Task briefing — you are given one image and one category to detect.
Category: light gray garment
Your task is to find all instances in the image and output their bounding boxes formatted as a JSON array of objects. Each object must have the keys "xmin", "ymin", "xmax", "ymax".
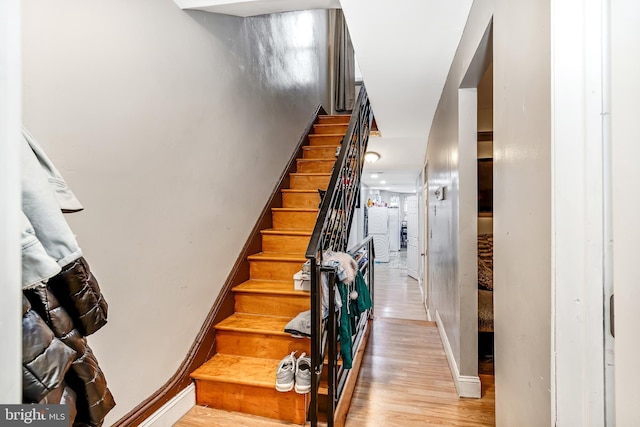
[
  {"xmin": 21, "ymin": 212, "xmax": 61, "ymax": 289},
  {"xmin": 22, "ymin": 128, "xmax": 83, "ymax": 213},
  {"xmin": 21, "ymin": 133, "xmax": 82, "ymax": 268}
]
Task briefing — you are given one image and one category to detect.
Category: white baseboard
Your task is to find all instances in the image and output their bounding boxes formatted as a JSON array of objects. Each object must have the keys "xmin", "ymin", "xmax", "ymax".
[
  {"xmin": 424, "ymin": 302, "xmax": 433, "ymax": 321},
  {"xmin": 139, "ymin": 384, "xmax": 196, "ymax": 427},
  {"xmin": 435, "ymin": 311, "xmax": 481, "ymax": 398}
]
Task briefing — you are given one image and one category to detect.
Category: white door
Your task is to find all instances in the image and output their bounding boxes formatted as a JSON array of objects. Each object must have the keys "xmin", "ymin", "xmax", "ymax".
[
  {"xmin": 406, "ymin": 196, "xmax": 419, "ymax": 279},
  {"xmin": 611, "ymin": 2, "xmax": 640, "ymax": 423}
]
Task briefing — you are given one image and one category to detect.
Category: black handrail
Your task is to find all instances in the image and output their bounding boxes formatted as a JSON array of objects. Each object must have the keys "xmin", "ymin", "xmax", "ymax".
[{"xmin": 306, "ymin": 85, "xmax": 374, "ymax": 427}]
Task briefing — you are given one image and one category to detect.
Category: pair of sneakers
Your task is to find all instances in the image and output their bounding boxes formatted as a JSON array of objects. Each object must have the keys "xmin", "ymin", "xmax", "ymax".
[{"xmin": 275, "ymin": 351, "xmax": 311, "ymax": 394}]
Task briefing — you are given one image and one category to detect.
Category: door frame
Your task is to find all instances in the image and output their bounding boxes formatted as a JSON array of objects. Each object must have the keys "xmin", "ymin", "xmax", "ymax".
[
  {"xmin": 405, "ymin": 195, "xmax": 419, "ymax": 280},
  {"xmin": 610, "ymin": 0, "xmax": 640, "ymax": 423},
  {"xmin": 550, "ymin": 0, "xmax": 610, "ymax": 424},
  {"xmin": 0, "ymin": 0, "xmax": 23, "ymax": 403},
  {"xmin": 422, "ymin": 163, "xmax": 431, "ymax": 318}
]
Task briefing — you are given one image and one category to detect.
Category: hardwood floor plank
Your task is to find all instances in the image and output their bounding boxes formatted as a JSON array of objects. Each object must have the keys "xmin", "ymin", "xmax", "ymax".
[{"xmin": 175, "ymin": 406, "xmax": 298, "ymax": 427}]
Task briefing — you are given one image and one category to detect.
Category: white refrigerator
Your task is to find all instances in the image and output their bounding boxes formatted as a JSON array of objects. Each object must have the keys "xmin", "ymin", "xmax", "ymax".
[{"xmin": 368, "ymin": 207, "xmax": 390, "ymax": 262}]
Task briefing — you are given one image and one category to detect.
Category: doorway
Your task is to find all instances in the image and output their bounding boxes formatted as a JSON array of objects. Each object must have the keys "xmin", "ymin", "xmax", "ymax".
[
  {"xmin": 406, "ymin": 195, "xmax": 419, "ymax": 280},
  {"xmin": 476, "ymin": 63, "xmax": 494, "ymax": 377},
  {"xmin": 453, "ymin": 19, "xmax": 493, "ymax": 399}
]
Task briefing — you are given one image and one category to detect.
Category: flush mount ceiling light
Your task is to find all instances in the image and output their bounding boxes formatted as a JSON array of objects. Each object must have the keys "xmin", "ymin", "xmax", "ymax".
[{"xmin": 364, "ymin": 151, "xmax": 380, "ymax": 163}]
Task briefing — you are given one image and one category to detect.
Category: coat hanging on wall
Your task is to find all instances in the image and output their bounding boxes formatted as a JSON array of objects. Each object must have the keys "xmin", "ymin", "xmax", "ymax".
[{"xmin": 20, "ymin": 128, "xmax": 115, "ymax": 426}]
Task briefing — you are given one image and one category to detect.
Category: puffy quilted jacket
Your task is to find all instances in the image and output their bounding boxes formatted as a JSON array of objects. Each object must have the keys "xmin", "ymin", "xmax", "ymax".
[
  {"xmin": 24, "ymin": 284, "xmax": 115, "ymax": 426},
  {"xmin": 48, "ymin": 257, "xmax": 108, "ymax": 336},
  {"xmin": 22, "ymin": 295, "xmax": 76, "ymax": 403}
]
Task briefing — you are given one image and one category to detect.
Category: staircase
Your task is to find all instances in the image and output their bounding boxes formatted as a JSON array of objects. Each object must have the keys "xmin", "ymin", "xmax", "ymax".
[{"xmin": 190, "ymin": 114, "xmax": 350, "ymax": 424}]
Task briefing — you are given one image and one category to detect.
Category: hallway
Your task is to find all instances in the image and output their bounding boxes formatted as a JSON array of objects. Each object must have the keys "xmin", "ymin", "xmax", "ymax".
[
  {"xmin": 345, "ymin": 254, "xmax": 495, "ymax": 426},
  {"xmin": 176, "ymin": 253, "xmax": 495, "ymax": 426}
]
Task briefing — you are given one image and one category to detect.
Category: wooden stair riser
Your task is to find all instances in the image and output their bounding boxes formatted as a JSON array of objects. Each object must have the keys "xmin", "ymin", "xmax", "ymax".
[
  {"xmin": 194, "ymin": 381, "xmax": 307, "ymax": 424},
  {"xmin": 317, "ymin": 115, "xmax": 351, "ymax": 124},
  {"xmin": 282, "ymin": 191, "xmax": 321, "ymax": 209},
  {"xmin": 234, "ymin": 292, "xmax": 309, "ymax": 317},
  {"xmin": 320, "ymin": 359, "xmax": 342, "ymax": 382},
  {"xmin": 303, "ymin": 146, "xmax": 339, "ymax": 159},
  {"xmin": 289, "ymin": 174, "xmax": 331, "ymax": 190},
  {"xmin": 318, "ymin": 393, "xmax": 329, "ymax": 413},
  {"xmin": 313, "ymin": 124, "xmax": 349, "ymax": 134},
  {"xmin": 216, "ymin": 330, "xmax": 311, "ymax": 359},
  {"xmin": 272, "ymin": 210, "xmax": 317, "ymax": 230},
  {"xmin": 308, "ymin": 134, "xmax": 344, "ymax": 146},
  {"xmin": 262, "ymin": 233, "xmax": 310, "ymax": 254},
  {"xmin": 296, "ymin": 159, "xmax": 335, "ymax": 173},
  {"xmin": 250, "ymin": 259, "xmax": 304, "ymax": 281}
]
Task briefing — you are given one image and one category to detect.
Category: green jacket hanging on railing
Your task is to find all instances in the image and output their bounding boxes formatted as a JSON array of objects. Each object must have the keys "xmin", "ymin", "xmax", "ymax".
[{"xmin": 337, "ymin": 270, "xmax": 372, "ymax": 369}]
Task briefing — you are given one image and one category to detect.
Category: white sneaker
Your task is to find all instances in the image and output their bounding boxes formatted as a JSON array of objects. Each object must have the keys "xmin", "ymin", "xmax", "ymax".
[
  {"xmin": 295, "ymin": 352, "xmax": 311, "ymax": 394},
  {"xmin": 276, "ymin": 351, "xmax": 296, "ymax": 392}
]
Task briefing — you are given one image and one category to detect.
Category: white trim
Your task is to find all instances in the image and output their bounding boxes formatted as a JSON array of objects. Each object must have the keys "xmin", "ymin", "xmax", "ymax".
[
  {"xmin": 610, "ymin": 0, "xmax": 640, "ymax": 423},
  {"xmin": 550, "ymin": 0, "xmax": 608, "ymax": 425},
  {"xmin": 0, "ymin": 0, "xmax": 22, "ymax": 404},
  {"xmin": 173, "ymin": 0, "xmax": 340, "ymax": 17},
  {"xmin": 138, "ymin": 384, "xmax": 196, "ymax": 427},
  {"xmin": 424, "ymin": 303, "xmax": 433, "ymax": 322},
  {"xmin": 435, "ymin": 311, "xmax": 481, "ymax": 398}
]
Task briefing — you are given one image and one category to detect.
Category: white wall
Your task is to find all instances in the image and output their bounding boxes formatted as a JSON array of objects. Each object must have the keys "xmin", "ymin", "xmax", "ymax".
[
  {"xmin": 426, "ymin": 3, "xmax": 492, "ymax": 389},
  {"xmin": 494, "ymin": 1, "xmax": 552, "ymax": 424},
  {"xmin": 0, "ymin": 0, "xmax": 22, "ymax": 404},
  {"xmin": 426, "ymin": 0, "xmax": 552, "ymax": 425},
  {"xmin": 22, "ymin": 1, "xmax": 330, "ymax": 422},
  {"xmin": 347, "ymin": 183, "xmax": 368, "ymax": 249}
]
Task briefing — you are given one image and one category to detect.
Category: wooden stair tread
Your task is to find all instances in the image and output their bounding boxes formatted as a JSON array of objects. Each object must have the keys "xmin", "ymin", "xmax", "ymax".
[
  {"xmin": 313, "ymin": 124, "xmax": 348, "ymax": 131},
  {"xmin": 271, "ymin": 207, "xmax": 318, "ymax": 212},
  {"xmin": 247, "ymin": 252, "xmax": 307, "ymax": 262},
  {"xmin": 281, "ymin": 189, "xmax": 323, "ymax": 193},
  {"xmin": 290, "ymin": 172, "xmax": 331, "ymax": 177},
  {"xmin": 215, "ymin": 312, "xmax": 293, "ymax": 335},
  {"xmin": 233, "ymin": 279, "xmax": 309, "ymax": 296},
  {"xmin": 318, "ymin": 114, "xmax": 350, "ymax": 122},
  {"xmin": 296, "ymin": 158, "xmax": 335, "ymax": 163},
  {"xmin": 302, "ymin": 145, "xmax": 341, "ymax": 149},
  {"xmin": 263, "ymin": 227, "xmax": 314, "ymax": 233},
  {"xmin": 260, "ymin": 228, "xmax": 312, "ymax": 236},
  {"xmin": 191, "ymin": 354, "xmax": 280, "ymax": 388}
]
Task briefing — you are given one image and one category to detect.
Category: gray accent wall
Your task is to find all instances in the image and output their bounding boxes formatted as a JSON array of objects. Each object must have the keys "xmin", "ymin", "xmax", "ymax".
[
  {"xmin": 22, "ymin": 1, "xmax": 330, "ymax": 422},
  {"xmin": 426, "ymin": 0, "xmax": 551, "ymax": 425}
]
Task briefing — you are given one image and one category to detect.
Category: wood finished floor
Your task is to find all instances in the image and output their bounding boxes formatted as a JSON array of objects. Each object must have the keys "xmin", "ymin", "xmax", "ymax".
[{"xmin": 176, "ymin": 252, "xmax": 495, "ymax": 426}]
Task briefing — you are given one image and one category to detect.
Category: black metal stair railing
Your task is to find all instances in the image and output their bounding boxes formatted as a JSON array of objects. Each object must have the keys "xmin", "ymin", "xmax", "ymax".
[{"xmin": 305, "ymin": 84, "xmax": 374, "ymax": 427}]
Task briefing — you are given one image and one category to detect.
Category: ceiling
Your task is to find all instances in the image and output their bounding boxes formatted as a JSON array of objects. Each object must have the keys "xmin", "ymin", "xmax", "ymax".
[
  {"xmin": 173, "ymin": 0, "xmax": 340, "ymax": 17},
  {"xmin": 340, "ymin": 0, "xmax": 473, "ymax": 193},
  {"xmin": 173, "ymin": 0, "xmax": 474, "ymax": 194}
]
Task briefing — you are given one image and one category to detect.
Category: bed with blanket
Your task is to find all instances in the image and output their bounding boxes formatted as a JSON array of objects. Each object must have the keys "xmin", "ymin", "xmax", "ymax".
[{"xmin": 478, "ymin": 233, "xmax": 494, "ymax": 333}]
